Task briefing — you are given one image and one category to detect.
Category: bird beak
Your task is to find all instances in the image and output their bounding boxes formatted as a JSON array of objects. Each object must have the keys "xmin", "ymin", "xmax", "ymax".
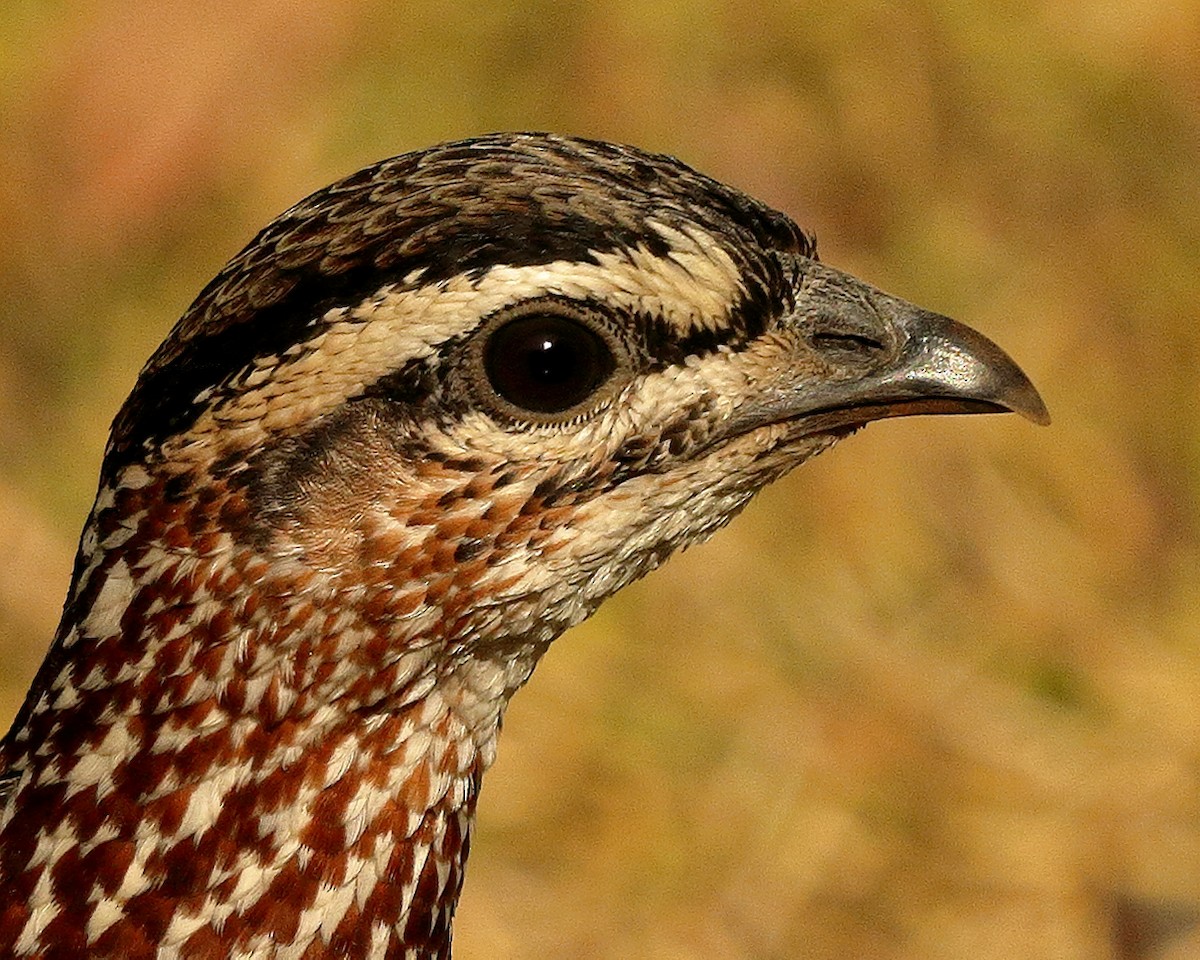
[
  {"xmin": 799, "ymin": 307, "xmax": 1050, "ymax": 429},
  {"xmin": 730, "ymin": 265, "xmax": 1050, "ymax": 439}
]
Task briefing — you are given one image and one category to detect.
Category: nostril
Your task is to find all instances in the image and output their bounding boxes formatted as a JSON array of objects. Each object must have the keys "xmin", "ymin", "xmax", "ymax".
[{"xmin": 810, "ymin": 330, "xmax": 886, "ymax": 356}]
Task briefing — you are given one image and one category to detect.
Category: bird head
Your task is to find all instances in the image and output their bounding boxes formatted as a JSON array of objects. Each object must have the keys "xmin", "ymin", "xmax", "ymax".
[{"xmin": 85, "ymin": 133, "xmax": 1049, "ymax": 720}]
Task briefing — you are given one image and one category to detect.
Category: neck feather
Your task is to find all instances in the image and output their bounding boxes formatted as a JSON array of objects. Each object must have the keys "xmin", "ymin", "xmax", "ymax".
[{"xmin": 0, "ymin": 465, "xmax": 533, "ymax": 959}]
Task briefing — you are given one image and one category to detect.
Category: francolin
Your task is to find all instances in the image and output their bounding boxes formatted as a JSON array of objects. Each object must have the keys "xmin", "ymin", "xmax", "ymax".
[{"xmin": 0, "ymin": 133, "xmax": 1047, "ymax": 958}]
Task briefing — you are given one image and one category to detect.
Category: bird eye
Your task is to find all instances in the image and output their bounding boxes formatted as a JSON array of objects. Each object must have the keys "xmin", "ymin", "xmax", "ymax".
[{"xmin": 477, "ymin": 302, "xmax": 622, "ymax": 418}]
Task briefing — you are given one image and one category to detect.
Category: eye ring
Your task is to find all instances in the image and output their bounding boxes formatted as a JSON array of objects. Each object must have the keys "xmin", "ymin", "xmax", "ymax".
[{"xmin": 467, "ymin": 297, "xmax": 632, "ymax": 423}]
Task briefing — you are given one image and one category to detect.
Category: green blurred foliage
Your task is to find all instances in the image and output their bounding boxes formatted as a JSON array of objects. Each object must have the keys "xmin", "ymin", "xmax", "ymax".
[{"xmin": 1, "ymin": 2, "xmax": 1197, "ymax": 957}]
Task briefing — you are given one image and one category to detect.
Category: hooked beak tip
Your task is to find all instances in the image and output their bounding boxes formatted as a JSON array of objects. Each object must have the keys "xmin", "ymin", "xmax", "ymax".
[{"xmin": 910, "ymin": 313, "xmax": 1050, "ymax": 426}]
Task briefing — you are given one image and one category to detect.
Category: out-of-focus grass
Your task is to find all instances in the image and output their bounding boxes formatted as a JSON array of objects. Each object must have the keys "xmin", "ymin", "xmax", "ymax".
[{"xmin": 1, "ymin": 2, "xmax": 1197, "ymax": 957}]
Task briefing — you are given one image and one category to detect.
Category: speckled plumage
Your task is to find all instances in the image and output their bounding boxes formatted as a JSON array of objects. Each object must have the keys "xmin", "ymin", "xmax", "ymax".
[{"xmin": 0, "ymin": 133, "xmax": 1046, "ymax": 958}]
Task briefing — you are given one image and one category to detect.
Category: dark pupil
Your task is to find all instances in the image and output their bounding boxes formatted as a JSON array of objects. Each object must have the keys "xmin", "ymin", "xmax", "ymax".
[{"xmin": 484, "ymin": 313, "xmax": 616, "ymax": 414}]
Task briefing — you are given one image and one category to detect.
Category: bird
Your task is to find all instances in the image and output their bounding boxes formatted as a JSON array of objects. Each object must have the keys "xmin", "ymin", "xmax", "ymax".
[{"xmin": 0, "ymin": 132, "xmax": 1047, "ymax": 959}]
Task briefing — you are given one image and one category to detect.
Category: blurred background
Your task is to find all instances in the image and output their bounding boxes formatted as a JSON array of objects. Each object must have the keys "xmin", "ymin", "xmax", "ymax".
[{"xmin": 1, "ymin": 1, "xmax": 1198, "ymax": 957}]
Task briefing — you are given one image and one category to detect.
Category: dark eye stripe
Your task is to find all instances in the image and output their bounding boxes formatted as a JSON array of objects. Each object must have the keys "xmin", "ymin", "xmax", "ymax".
[{"xmin": 349, "ymin": 283, "xmax": 783, "ymax": 422}]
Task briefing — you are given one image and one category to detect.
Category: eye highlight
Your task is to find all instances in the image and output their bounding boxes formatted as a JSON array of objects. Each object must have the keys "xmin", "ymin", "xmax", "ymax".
[{"xmin": 470, "ymin": 299, "xmax": 629, "ymax": 421}]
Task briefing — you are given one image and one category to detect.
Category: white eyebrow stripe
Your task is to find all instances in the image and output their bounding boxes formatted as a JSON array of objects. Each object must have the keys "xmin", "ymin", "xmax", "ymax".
[{"xmin": 166, "ymin": 232, "xmax": 748, "ymax": 461}]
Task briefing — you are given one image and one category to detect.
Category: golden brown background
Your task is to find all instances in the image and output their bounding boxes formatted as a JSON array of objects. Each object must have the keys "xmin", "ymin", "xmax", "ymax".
[{"xmin": 1, "ymin": 2, "xmax": 1198, "ymax": 957}]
